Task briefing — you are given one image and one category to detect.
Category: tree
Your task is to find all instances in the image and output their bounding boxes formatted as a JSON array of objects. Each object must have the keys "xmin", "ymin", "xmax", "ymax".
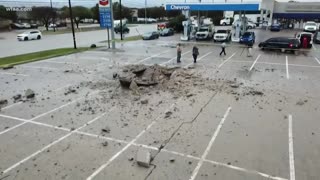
[
  {"xmin": 0, "ymin": 5, "xmax": 17, "ymax": 21},
  {"xmin": 61, "ymin": 6, "xmax": 92, "ymax": 29},
  {"xmin": 91, "ymin": 4, "xmax": 99, "ymax": 23},
  {"xmin": 30, "ymin": 6, "xmax": 56, "ymax": 31},
  {"xmin": 112, "ymin": 2, "xmax": 132, "ymax": 20},
  {"xmin": 72, "ymin": 6, "xmax": 92, "ymax": 28}
]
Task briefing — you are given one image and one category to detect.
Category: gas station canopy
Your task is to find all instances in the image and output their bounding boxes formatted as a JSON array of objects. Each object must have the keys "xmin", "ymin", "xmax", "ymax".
[{"xmin": 165, "ymin": 3, "xmax": 260, "ymax": 11}]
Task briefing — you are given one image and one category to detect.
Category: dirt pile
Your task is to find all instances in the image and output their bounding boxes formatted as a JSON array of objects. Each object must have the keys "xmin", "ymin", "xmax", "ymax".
[{"xmin": 118, "ymin": 64, "xmax": 176, "ymax": 88}]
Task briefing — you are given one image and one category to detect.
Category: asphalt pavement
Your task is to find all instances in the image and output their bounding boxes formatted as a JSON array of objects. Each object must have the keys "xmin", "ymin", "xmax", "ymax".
[{"xmin": 0, "ymin": 28, "xmax": 320, "ymax": 180}]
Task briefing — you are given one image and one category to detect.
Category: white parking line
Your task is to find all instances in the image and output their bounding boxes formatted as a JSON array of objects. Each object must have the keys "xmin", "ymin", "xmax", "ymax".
[
  {"xmin": 1, "ymin": 102, "xmax": 23, "ymax": 110},
  {"xmin": 314, "ymin": 57, "xmax": 320, "ymax": 65},
  {"xmin": 189, "ymin": 106, "xmax": 232, "ymax": 180},
  {"xmin": 286, "ymin": 56, "xmax": 290, "ymax": 79},
  {"xmin": 249, "ymin": 54, "xmax": 261, "ymax": 71},
  {"xmin": 160, "ymin": 50, "xmax": 192, "ymax": 65},
  {"xmin": 86, "ymin": 101, "xmax": 179, "ymax": 180},
  {"xmin": 288, "ymin": 115, "xmax": 296, "ymax": 180},
  {"xmin": 2, "ymin": 110, "xmax": 112, "ymax": 174},
  {"xmin": 0, "ymin": 91, "xmax": 98, "ymax": 136},
  {"xmin": 135, "ymin": 49, "xmax": 171, "ymax": 64},
  {"xmin": 204, "ymin": 159, "xmax": 287, "ymax": 180},
  {"xmin": 217, "ymin": 53, "xmax": 236, "ymax": 69},
  {"xmin": 0, "ymin": 72, "xmax": 29, "ymax": 77},
  {"xmin": 185, "ymin": 52, "xmax": 213, "ymax": 68},
  {"xmin": 0, "ymin": 107, "xmax": 288, "ymax": 180}
]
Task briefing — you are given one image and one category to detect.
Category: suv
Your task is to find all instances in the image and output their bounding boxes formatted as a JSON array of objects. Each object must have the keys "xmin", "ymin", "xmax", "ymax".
[
  {"xmin": 258, "ymin": 37, "xmax": 300, "ymax": 53},
  {"xmin": 214, "ymin": 29, "xmax": 231, "ymax": 42},
  {"xmin": 240, "ymin": 32, "xmax": 255, "ymax": 46},
  {"xmin": 17, "ymin": 30, "xmax": 42, "ymax": 41},
  {"xmin": 314, "ymin": 31, "xmax": 320, "ymax": 44},
  {"xmin": 114, "ymin": 25, "xmax": 130, "ymax": 34},
  {"xmin": 196, "ymin": 26, "xmax": 214, "ymax": 40},
  {"xmin": 304, "ymin": 21, "xmax": 317, "ymax": 33}
]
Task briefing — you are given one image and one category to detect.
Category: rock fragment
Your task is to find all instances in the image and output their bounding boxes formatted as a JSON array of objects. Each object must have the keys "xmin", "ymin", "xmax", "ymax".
[
  {"xmin": 136, "ymin": 148, "xmax": 151, "ymax": 168},
  {"xmin": 25, "ymin": 89, "xmax": 35, "ymax": 99}
]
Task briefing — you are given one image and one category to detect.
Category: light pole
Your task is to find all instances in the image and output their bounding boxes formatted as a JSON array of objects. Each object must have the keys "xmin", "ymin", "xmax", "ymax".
[
  {"xmin": 198, "ymin": 0, "xmax": 201, "ymax": 27},
  {"xmin": 145, "ymin": 0, "xmax": 147, "ymax": 24},
  {"xmin": 120, "ymin": 0, "xmax": 123, "ymax": 40},
  {"xmin": 68, "ymin": 0, "xmax": 77, "ymax": 49},
  {"xmin": 50, "ymin": 0, "xmax": 56, "ymax": 32}
]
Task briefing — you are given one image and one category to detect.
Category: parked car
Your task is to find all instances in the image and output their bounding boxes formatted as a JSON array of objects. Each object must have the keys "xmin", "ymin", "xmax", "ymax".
[
  {"xmin": 240, "ymin": 32, "xmax": 256, "ymax": 46},
  {"xmin": 196, "ymin": 25, "xmax": 214, "ymax": 40},
  {"xmin": 21, "ymin": 23, "xmax": 31, "ymax": 29},
  {"xmin": 261, "ymin": 21, "xmax": 270, "ymax": 30},
  {"xmin": 11, "ymin": 23, "xmax": 25, "ymax": 29},
  {"xmin": 304, "ymin": 21, "xmax": 317, "ymax": 33},
  {"xmin": 160, "ymin": 28, "xmax": 174, "ymax": 36},
  {"xmin": 142, "ymin": 31, "xmax": 159, "ymax": 40},
  {"xmin": 213, "ymin": 29, "xmax": 231, "ymax": 42},
  {"xmin": 247, "ymin": 21, "xmax": 256, "ymax": 29},
  {"xmin": 17, "ymin": 30, "xmax": 42, "ymax": 41},
  {"xmin": 114, "ymin": 25, "xmax": 130, "ymax": 34},
  {"xmin": 258, "ymin": 37, "xmax": 300, "ymax": 53},
  {"xmin": 270, "ymin": 23, "xmax": 281, "ymax": 31},
  {"xmin": 296, "ymin": 32, "xmax": 313, "ymax": 49},
  {"xmin": 314, "ymin": 31, "xmax": 320, "ymax": 44}
]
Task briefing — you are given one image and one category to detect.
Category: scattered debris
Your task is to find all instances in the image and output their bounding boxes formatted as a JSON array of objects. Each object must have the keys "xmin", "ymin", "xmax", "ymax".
[
  {"xmin": 136, "ymin": 148, "xmax": 151, "ymax": 168},
  {"xmin": 102, "ymin": 141, "xmax": 108, "ymax": 147},
  {"xmin": 25, "ymin": 89, "xmax": 35, "ymax": 99},
  {"xmin": 247, "ymin": 91, "xmax": 264, "ymax": 96},
  {"xmin": 101, "ymin": 126, "xmax": 111, "ymax": 133},
  {"xmin": 13, "ymin": 94, "xmax": 22, "ymax": 101},
  {"xmin": 113, "ymin": 73, "xmax": 118, "ymax": 79},
  {"xmin": 230, "ymin": 84, "xmax": 240, "ymax": 88},
  {"xmin": 141, "ymin": 99, "xmax": 149, "ymax": 104},
  {"xmin": 64, "ymin": 87, "xmax": 77, "ymax": 95},
  {"xmin": 296, "ymin": 100, "xmax": 306, "ymax": 106},
  {"xmin": 128, "ymin": 157, "xmax": 134, "ymax": 161},
  {"xmin": 0, "ymin": 99, "xmax": 8, "ymax": 105},
  {"xmin": 169, "ymin": 158, "xmax": 175, "ymax": 163},
  {"xmin": 165, "ymin": 111, "xmax": 172, "ymax": 118},
  {"xmin": 186, "ymin": 93, "xmax": 194, "ymax": 98}
]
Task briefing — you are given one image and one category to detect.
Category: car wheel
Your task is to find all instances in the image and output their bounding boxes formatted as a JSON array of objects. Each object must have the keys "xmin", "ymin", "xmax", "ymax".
[
  {"xmin": 24, "ymin": 37, "xmax": 28, "ymax": 41},
  {"xmin": 37, "ymin": 35, "xmax": 41, "ymax": 40},
  {"xmin": 223, "ymin": 23, "xmax": 227, "ymax": 26}
]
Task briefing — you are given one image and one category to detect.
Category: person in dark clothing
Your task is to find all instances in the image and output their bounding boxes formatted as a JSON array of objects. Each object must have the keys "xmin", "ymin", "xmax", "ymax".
[
  {"xmin": 176, "ymin": 43, "xmax": 182, "ymax": 63},
  {"xmin": 192, "ymin": 45, "xmax": 199, "ymax": 63},
  {"xmin": 220, "ymin": 42, "xmax": 226, "ymax": 56}
]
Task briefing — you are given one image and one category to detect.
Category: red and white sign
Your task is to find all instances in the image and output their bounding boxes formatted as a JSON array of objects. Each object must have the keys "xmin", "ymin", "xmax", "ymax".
[{"xmin": 99, "ymin": 0, "xmax": 110, "ymax": 7}]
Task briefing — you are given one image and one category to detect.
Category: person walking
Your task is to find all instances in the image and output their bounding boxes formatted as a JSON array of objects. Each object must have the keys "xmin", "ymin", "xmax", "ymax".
[
  {"xmin": 177, "ymin": 43, "xmax": 182, "ymax": 63},
  {"xmin": 220, "ymin": 42, "xmax": 226, "ymax": 56},
  {"xmin": 192, "ymin": 45, "xmax": 199, "ymax": 63}
]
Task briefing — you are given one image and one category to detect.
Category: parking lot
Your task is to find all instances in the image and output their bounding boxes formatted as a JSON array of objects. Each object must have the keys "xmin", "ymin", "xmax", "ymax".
[{"xmin": 0, "ymin": 28, "xmax": 320, "ymax": 180}]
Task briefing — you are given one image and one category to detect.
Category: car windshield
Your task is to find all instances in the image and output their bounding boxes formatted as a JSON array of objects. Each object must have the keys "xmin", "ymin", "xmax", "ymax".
[
  {"xmin": 145, "ymin": 32, "xmax": 152, "ymax": 35},
  {"xmin": 22, "ymin": 31, "xmax": 31, "ymax": 34},
  {"xmin": 217, "ymin": 30, "xmax": 227, "ymax": 33},
  {"xmin": 163, "ymin": 29, "xmax": 169, "ymax": 33},
  {"xmin": 306, "ymin": 23, "xmax": 316, "ymax": 26},
  {"xmin": 243, "ymin": 32, "xmax": 252, "ymax": 37},
  {"xmin": 317, "ymin": 33, "xmax": 320, "ymax": 38},
  {"xmin": 199, "ymin": 28, "xmax": 208, "ymax": 32}
]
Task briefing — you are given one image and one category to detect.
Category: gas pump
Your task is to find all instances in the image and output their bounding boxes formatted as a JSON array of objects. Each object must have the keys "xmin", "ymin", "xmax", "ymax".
[{"xmin": 180, "ymin": 10, "xmax": 191, "ymax": 41}]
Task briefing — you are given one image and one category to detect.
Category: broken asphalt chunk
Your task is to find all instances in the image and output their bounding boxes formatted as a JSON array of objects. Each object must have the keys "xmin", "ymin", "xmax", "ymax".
[
  {"xmin": 136, "ymin": 148, "xmax": 151, "ymax": 168},
  {"xmin": 25, "ymin": 89, "xmax": 35, "ymax": 99}
]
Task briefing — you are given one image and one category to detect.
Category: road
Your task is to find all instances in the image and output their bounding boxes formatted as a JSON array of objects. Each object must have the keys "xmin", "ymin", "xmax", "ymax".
[{"xmin": 0, "ymin": 24, "xmax": 157, "ymax": 58}]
